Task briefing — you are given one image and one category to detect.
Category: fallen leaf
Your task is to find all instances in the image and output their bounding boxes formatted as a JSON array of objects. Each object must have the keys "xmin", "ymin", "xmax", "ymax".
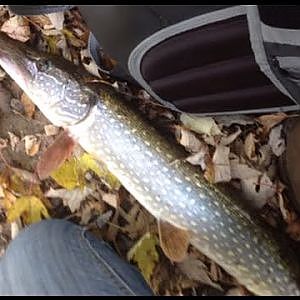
[
  {"xmin": 44, "ymin": 124, "xmax": 60, "ymax": 136},
  {"xmin": 45, "ymin": 186, "xmax": 94, "ymax": 213},
  {"xmin": 180, "ymin": 114, "xmax": 222, "ymax": 136},
  {"xmin": 226, "ymin": 287, "xmax": 248, "ymax": 296},
  {"xmin": 219, "ymin": 128, "xmax": 241, "ymax": 146},
  {"xmin": 257, "ymin": 144, "xmax": 273, "ymax": 168},
  {"xmin": 127, "ymin": 232, "xmax": 160, "ymax": 282},
  {"xmin": 79, "ymin": 153, "xmax": 121, "ymax": 190},
  {"xmin": 214, "ymin": 115, "xmax": 255, "ymax": 128},
  {"xmin": 212, "ymin": 145, "xmax": 231, "ymax": 183},
  {"xmin": 101, "ymin": 192, "xmax": 119, "ymax": 208},
  {"xmin": 268, "ymin": 125, "xmax": 285, "ymax": 157},
  {"xmin": 10, "ymin": 219, "xmax": 22, "ymax": 240},
  {"xmin": 256, "ymin": 112, "xmax": 288, "ymax": 136},
  {"xmin": 7, "ymin": 195, "xmax": 50, "ymax": 225},
  {"xmin": 23, "ymin": 135, "xmax": 41, "ymax": 156},
  {"xmin": 7, "ymin": 131, "xmax": 20, "ymax": 151},
  {"xmin": 230, "ymin": 160, "xmax": 261, "ymax": 180},
  {"xmin": 186, "ymin": 150, "xmax": 209, "ymax": 170},
  {"xmin": 80, "ymin": 48, "xmax": 101, "ymax": 78},
  {"xmin": 95, "ymin": 210, "xmax": 113, "ymax": 228},
  {"xmin": 177, "ymin": 256, "xmax": 223, "ymax": 291},
  {"xmin": 240, "ymin": 173, "xmax": 276, "ymax": 209},
  {"xmin": 176, "ymin": 126, "xmax": 206, "ymax": 153},
  {"xmin": 244, "ymin": 132, "xmax": 257, "ymax": 161},
  {"xmin": 1, "ymin": 15, "xmax": 30, "ymax": 42},
  {"xmin": 10, "ymin": 167, "xmax": 40, "ymax": 185},
  {"xmin": 47, "ymin": 11, "xmax": 65, "ymax": 30},
  {"xmin": 20, "ymin": 93, "xmax": 35, "ymax": 118}
]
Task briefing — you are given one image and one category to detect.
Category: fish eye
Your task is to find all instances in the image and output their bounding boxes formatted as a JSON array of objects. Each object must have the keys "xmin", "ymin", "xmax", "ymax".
[{"xmin": 36, "ymin": 59, "xmax": 52, "ymax": 71}]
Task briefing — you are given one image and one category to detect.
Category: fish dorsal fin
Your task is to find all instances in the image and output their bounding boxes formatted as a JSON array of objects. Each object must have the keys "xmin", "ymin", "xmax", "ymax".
[
  {"xmin": 36, "ymin": 130, "xmax": 76, "ymax": 180},
  {"xmin": 158, "ymin": 219, "xmax": 190, "ymax": 262}
]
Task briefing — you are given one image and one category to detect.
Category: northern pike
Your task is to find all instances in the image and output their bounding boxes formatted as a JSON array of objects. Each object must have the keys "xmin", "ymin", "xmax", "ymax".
[{"xmin": 0, "ymin": 32, "xmax": 299, "ymax": 296}]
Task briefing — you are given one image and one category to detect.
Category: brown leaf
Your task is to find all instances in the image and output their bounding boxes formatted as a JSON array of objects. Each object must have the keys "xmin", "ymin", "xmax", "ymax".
[
  {"xmin": 36, "ymin": 130, "xmax": 75, "ymax": 179},
  {"xmin": 47, "ymin": 12, "xmax": 64, "ymax": 30},
  {"xmin": 158, "ymin": 220, "xmax": 190, "ymax": 262},
  {"xmin": 177, "ymin": 256, "xmax": 223, "ymax": 291},
  {"xmin": 7, "ymin": 131, "xmax": 20, "ymax": 151},
  {"xmin": 268, "ymin": 125, "xmax": 285, "ymax": 157},
  {"xmin": 101, "ymin": 192, "xmax": 119, "ymax": 208},
  {"xmin": 44, "ymin": 124, "xmax": 60, "ymax": 136},
  {"xmin": 244, "ymin": 132, "xmax": 257, "ymax": 161},
  {"xmin": 226, "ymin": 287, "xmax": 248, "ymax": 296},
  {"xmin": 212, "ymin": 145, "xmax": 231, "ymax": 183},
  {"xmin": 1, "ymin": 15, "xmax": 30, "ymax": 42},
  {"xmin": 23, "ymin": 135, "xmax": 41, "ymax": 156},
  {"xmin": 214, "ymin": 115, "xmax": 255, "ymax": 128},
  {"xmin": 176, "ymin": 126, "xmax": 205, "ymax": 153},
  {"xmin": 230, "ymin": 160, "xmax": 261, "ymax": 180},
  {"xmin": 256, "ymin": 112, "xmax": 288, "ymax": 136},
  {"xmin": 240, "ymin": 173, "xmax": 276, "ymax": 209},
  {"xmin": 20, "ymin": 93, "xmax": 35, "ymax": 118},
  {"xmin": 219, "ymin": 128, "xmax": 242, "ymax": 146}
]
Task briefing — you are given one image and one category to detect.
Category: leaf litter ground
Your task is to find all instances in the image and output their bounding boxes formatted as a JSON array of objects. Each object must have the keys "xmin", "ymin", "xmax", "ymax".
[{"xmin": 0, "ymin": 6, "xmax": 299, "ymax": 296}]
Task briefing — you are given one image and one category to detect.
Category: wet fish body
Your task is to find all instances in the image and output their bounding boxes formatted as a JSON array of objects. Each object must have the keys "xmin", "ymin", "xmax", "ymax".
[{"xmin": 0, "ymin": 33, "xmax": 299, "ymax": 295}]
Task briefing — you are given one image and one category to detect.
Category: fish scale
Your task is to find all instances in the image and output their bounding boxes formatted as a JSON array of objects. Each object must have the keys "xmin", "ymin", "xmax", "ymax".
[{"xmin": 0, "ymin": 32, "xmax": 299, "ymax": 295}]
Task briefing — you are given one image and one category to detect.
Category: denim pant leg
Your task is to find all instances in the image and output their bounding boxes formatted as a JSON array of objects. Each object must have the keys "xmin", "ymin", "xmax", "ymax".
[{"xmin": 0, "ymin": 219, "xmax": 153, "ymax": 296}]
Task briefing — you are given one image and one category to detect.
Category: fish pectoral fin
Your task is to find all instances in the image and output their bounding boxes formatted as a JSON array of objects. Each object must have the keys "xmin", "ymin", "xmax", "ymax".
[
  {"xmin": 36, "ymin": 129, "xmax": 76, "ymax": 180},
  {"xmin": 158, "ymin": 219, "xmax": 190, "ymax": 262}
]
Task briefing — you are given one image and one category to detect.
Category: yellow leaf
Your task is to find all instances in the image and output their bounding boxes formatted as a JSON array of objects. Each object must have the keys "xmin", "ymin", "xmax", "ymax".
[
  {"xmin": 50, "ymin": 157, "xmax": 82, "ymax": 190},
  {"xmin": 7, "ymin": 196, "xmax": 50, "ymax": 225},
  {"xmin": 127, "ymin": 232, "xmax": 159, "ymax": 282},
  {"xmin": 50, "ymin": 153, "xmax": 120, "ymax": 190},
  {"xmin": 79, "ymin": 153, "xmax": 121, "ymax": 190}
]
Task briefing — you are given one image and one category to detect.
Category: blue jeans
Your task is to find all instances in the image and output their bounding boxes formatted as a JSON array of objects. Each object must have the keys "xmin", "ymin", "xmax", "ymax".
[{"xmin": 0, "ymin": 219, "xmax": 153, "ymax": 295}]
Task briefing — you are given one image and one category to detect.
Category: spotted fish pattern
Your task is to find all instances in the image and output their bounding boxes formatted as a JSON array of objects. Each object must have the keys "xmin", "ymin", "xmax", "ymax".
[{"xmin": 0, "ymin": 33, "xmax": 299, "ymax": 295}]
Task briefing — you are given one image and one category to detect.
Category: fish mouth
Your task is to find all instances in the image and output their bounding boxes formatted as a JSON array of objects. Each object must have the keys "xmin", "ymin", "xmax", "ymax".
[{"xmin": 0, "ymin": 33, "xmax": 35, "ymax": 91}]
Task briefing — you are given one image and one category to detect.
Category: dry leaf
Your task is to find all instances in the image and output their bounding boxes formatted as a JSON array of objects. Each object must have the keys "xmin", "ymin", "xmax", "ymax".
[
  {"xmin": 177, "ymin": 256, "xmax": 223, "ymax": 291},
  {"xmin": 214, "ymin": 115, "xmax": 254, "ymax": 128},
  {"xmin": 23, "ymin": 135, "xmax": 41, "ymax": 156},
  {"xmin": 268, "ymin": 125, "xmax": 285, "ymax": 157},
  {"xmin": 256, "ymin": 112, "xmax": 288, "ymax": 135},
  {"xmin": 257, "ymin": 144, "xmax": 273, "ymax": 168},
  {"xmin": 45, "ymin": 186, "xmax": 94, "ymax": 213},
  {"xmin": 226, "ymin": 287, "xmax": 248, "ymax": 296},
  {"xmin": 1, "ymin": 15, "xmax": 30, "ymax": 42},
  {"xmin": 80, "ymin": 48, "xmax": 101, "ymax": 78},
  {"xmin": 101, "ymin": 192, "xmax": 119, "ymax": 208},
  {"xmin": 186, "ymin": 150, "xmax": 209, "ymax": 170},
  {"xmin": 7, "ymin": 195, "xmax": 50, "ymax": 225},
  {"xmin": 95, "ymin": 210, "xmax": 113, "ymax": 228},
  {"xmin": 180, "ymin": 114, "xmax": 222, "ymax": 136},
  {"xmin": 44, "ymin": 124, "xmax": 60, "ymax": 136},
  {"xmin": 240, "ymin": 173, "xmax": 275, "ymax": 209},
  {"xmin": 244, "ymin": 132, "xmax": 257, "ymax": 161},
  {"xmin": 47, "ymin": 11, "xmax": 64, "ymax": 30},
  {"xmin": 212, "ymin": 145, "xmax": 231, "ymax": 183},
  {"xmin": 7, "ymin": 131, "xmax": 20, "ymax": 151},
  {"xmin": 127, "ymin": 232, "xmax": 160, "ymax": 282},
  {"xmin": 10, "ymin": 219, "xmax": 22, "ymax": 240},
  {"xmin": 219, "ymin": 128, "xmax": 241, "ymax": 146},
  {"xmin": 20, "ymin": 93, "xmax": 35, "ymax": 118},
  {"xmin": 176, "ymin": 126, "xmax": 205, "ymax": 153},
  {"xmin": 230, "ymin": 160, "xmax": 261, "ymax": 180}
]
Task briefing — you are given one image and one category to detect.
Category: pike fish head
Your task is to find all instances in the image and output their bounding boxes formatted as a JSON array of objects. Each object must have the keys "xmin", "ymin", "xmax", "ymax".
[{"xmin": 0, "ymin": 33, "xmax": 93, "ymax": 126}]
